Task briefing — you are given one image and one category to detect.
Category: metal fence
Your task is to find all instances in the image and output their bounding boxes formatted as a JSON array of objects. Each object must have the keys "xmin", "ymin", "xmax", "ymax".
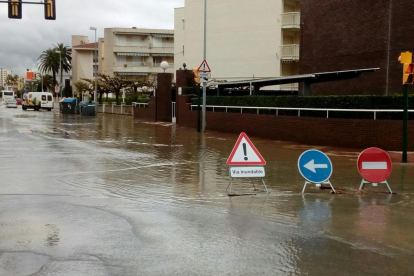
[{"xmin": 190, "ymin": 105, "xmax": 414, "ymax": 120}]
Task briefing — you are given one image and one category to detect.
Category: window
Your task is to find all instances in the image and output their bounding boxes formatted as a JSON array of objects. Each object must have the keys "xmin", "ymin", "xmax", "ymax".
[
  {"xmin": 42, "ymin": 95, "xmax": 46, "ymax": 101},
  {"xmin": 48, "ymin": 95, "xmax": 52, "ymax": 101}
]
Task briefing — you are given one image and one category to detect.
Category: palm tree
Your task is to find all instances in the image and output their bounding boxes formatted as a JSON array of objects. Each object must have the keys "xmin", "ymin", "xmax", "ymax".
[
  {"xmin": 38, "ymin": 48, "xmax": 60, "ymax": 88},
  {"xmin": 54, "ymin": 43, "xmax": 72, "ymax": 87}
]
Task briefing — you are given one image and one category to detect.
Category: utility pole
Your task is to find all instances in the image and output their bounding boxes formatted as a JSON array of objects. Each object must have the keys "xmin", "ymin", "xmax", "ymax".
[
  {"xmin": 399, "ymin": 51, "xmax": 413, "ymax": 163},
  {"xmin": 202, "ymin": 0, "xmax": 207, "ymax": 133}
]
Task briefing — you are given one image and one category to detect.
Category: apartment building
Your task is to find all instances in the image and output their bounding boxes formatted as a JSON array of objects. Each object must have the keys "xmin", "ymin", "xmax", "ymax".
[
  {"xmin": 300, "ymin": 0, "xmax": 414, "ymax": 95},
  {"xmin": 0, "ymin": 68, "xmax": 12, "ymax": 88},
  {"xmin": 174, "ymin": 0, "xmax": 301, "ymax": 90},
  {"xmin": 103, "ymin": 28, "xmax": 174, "ymax": 80},
  {"xmin": 72, "ymin": 35, "xmax": 99, "ymax": 86}
]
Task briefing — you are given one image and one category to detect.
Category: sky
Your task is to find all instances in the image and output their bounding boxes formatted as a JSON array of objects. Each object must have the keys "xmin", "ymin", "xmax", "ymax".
[{"xmin": 0, "ymin": 0, "xmax": 184, "ymax": 76}]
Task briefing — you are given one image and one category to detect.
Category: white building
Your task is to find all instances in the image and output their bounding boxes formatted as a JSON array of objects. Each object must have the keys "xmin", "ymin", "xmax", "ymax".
[
  {"xmin": 0, "ymin": 68, "xmax": 13, "ymax": 88},
  {"xmin": 174, "ymin": 0, "xmax": 301, "ymax": 90},
  {"xmin": 103, "ymin": 27, "xmax": 174, "ymax": 80}
]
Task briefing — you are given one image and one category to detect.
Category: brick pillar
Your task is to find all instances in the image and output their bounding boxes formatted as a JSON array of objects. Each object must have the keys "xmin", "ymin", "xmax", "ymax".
[
  {"xmin": 156, "ymin": 73, "xmax": 173, "ymax": 122},
  {"xmin": 176, "ymin": 70, "xmax": 195, "ymax": 125}
]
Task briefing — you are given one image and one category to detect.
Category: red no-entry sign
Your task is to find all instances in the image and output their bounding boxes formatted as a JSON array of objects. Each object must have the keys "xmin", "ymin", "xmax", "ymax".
[{"xmin": 357, "ymin": 148, "xmax": 392, "ymax": 183}]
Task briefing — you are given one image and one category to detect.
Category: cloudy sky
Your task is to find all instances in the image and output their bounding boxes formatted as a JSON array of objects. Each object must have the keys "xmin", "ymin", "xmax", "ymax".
[{"xmin": 0, "ymin": 0, "xmax": 184, "ymax": 76}]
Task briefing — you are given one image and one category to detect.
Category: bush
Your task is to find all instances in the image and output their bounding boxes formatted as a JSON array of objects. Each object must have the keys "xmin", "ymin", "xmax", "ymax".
[
  {"xmin": 190, "ymin": 95, "xmax": 414, "ymax": 120},
  {"xmin": 102, "ymin": 95, "xmax": 151, "ymax": 105}
]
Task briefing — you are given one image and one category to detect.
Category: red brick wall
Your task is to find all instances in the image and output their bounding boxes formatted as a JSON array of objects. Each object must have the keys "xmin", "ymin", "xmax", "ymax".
[
  {"xmin": 300, "ymin": 0, "xmax": 414, "ymax": 95},
  {"xmin": 133, "ymin": 99, "xmax": 156, "ymax": 122},
  {"xmin": 177, "ymin": 95, "xmax": 414, "ymax": 151}
]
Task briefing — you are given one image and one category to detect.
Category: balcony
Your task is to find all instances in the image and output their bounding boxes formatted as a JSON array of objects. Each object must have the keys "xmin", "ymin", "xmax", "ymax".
[
  {"xmin": 281, "ymin": 44, "xmax": 300, "ymax": 61},
  {"xmin": 114, "ymin": 62, "xmax": 175, "ymax": 74},
  {"xmin": 114, "ymin": 42, "xmax": 151, "ymax": 48},
  {"xmin": 281, "ymin": 12, "xmax": 301, "ymax": 29},
  {"xmin": 152, "ymin": 42, "xmax": 174, "ymax": 48}
]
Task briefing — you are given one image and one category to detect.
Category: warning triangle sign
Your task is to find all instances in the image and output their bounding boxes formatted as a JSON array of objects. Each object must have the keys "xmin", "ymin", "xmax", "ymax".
[
  {"xmin": 227, "ymin": 132, "xmax": 266, "ymax": 166},
  {"xmin": 198, "ymin": 60, "xmax": 211, "ymax": 72}
]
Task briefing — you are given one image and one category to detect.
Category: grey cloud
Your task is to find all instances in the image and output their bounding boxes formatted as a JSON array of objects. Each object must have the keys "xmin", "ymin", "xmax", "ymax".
[{"xmin": 0, "ymin": 0, "xmax": 184, "ymax": 75}]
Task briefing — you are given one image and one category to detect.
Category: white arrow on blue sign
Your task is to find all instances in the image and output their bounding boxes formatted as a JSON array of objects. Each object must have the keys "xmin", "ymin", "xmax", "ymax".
[{"xmin": 298, "ymin": 150, "xmax": 333, "ymax": 183}]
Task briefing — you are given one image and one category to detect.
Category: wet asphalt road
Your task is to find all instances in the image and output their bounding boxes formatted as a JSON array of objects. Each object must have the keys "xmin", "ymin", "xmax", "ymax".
[{"xmin": 0, "ymin": 105, "xmax": 414, "ymax": 276}]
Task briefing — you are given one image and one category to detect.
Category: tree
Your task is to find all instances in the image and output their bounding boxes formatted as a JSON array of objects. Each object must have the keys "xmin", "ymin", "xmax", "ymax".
[
  {"xmin": 54, "ymin": 43, "xmax": 72, "ymax": 87},
  {"xmin": 74, "ymin": 80, "xmax": 94, "ymax": 99},
  {"xmin": 100, "ymin": 74, "xmax": 129, "ymax": 104},
  {"xmin": 38, "ymin": 48, "xmax": 59, "ymax": 89}
]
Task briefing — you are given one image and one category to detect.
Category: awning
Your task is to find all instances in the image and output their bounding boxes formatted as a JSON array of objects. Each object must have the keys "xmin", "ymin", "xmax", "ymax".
[
  {"xmin": 152, "ymin": 34, "xmax": 174, "ymax": 38},
  {"xmin": 116, "ymin": 53, "xmax": 150, "ymax": 57},
  {"xmin": 116, "ymin": 72, "xmax": 149, "ymax": 76},
  {"xmin": 152, "ymin": 53, "xmax": 174, "ymax": 57}
]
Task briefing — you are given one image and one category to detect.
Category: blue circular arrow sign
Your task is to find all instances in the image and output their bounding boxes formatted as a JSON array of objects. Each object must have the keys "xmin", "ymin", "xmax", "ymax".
[{"xmin": 298, "ymin": 150, "xmax": 333, "ymax": 183}]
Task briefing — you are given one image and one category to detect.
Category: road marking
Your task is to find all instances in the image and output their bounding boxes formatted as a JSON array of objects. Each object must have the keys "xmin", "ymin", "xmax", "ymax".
[
  {"xmin": 304, "ymin": 159, "xmax": 328, "ymax": 173},
  {"xmin": 362, "ymin": 162, "xmax": 387, "ymax": 170}
]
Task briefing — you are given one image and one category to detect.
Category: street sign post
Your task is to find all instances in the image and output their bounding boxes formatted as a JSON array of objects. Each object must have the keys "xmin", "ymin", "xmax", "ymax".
[
  {"xmin": 298, "ymin": 149, "xmax": 335, "ymax": 193},
  {"xmin": 226, "ymin": 132, "xmax": 268, "ymax": 194},
  {"xmin": 197, "ymin": 59, "xmax": 211, "ymax": 134},
  {"xmin": 357, "ymin": 147, "xmax": 393, "ymax": 193}
]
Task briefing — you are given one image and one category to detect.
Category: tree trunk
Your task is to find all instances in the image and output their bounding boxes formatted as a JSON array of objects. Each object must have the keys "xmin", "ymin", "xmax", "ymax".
[
  {"xmin": 99, "ymin": 92, "xmax": 103, "ymax": 104},
  {"xmin": 116, "ymin": 90, "xmax": 120, "ymax": 105}
]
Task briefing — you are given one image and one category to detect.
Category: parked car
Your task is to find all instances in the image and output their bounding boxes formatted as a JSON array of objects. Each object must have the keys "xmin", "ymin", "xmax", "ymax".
[
  {"xmin": 6, "ymin": 99, "xmax": 18, "ymax": 108},
  {"xmin": 15, "ymin": 98, "xmax": 22, "ymax": 105}
]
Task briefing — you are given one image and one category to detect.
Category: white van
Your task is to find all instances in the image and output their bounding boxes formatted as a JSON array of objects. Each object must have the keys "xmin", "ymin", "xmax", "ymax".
[{"xmin": 22, "ymin": 92, "xmax": 54, "ymax": 111}]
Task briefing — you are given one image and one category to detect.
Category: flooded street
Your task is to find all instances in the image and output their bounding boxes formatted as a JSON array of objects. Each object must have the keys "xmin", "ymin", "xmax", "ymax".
[{"xmin": 0, "ymin": 106, "xmax": 414, "ymax": 275}]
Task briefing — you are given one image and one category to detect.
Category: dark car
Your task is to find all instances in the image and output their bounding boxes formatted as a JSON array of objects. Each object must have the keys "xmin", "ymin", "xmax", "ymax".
[{"xmin": 15, "ymin": 98, "xmax": 22, "ymax": 105}]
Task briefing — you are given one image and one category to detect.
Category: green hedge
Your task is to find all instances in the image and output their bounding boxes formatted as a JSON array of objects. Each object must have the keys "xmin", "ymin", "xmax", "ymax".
[
  {"xmin": 190, "ymin": 95, "xmax": 414, "ymax": 120},
  {"xmin": 103, "ymin": 95, "xmax": 151, "ymax": 105}
]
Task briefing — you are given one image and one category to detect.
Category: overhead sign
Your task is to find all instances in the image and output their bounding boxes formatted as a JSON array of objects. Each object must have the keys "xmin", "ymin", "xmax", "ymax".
[
  {"xmin": 230, "ymin": 166, "xmax": 265, "ymax": 178},
  {"xmin": 298, "ymin": 150, "xmax": 333, "ymax": 183},
  {"xmin": 198, "ymin": 72, "xmax": 211, "ymax": 78},
  {"xmin": 197, "ymin": 60, "xmax": 211, "ymax": 73},
  {"xmin": 227, "ymin": 132, "xmax": 266, "ymax": 166},
  {"xmin": 358, "ymin": 148, "xmax": 392, "ymax": 183}
]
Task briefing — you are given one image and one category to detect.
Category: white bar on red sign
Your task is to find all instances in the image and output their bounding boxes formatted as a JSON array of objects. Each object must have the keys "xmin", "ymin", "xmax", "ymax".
[{"xmin": 362, "ymin": 162, "xmax": 387, "ymax": 170}]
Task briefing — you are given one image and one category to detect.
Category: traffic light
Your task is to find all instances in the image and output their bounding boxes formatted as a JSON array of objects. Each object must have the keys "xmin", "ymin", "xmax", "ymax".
[
  {"xmin": 403, "ymin": 63, "xmax": 414, "ymax": 84},
  {"xmin": 192, "ymin": 68, "xmax": 200, "ymax": 84},
  {"xmin": 8, "ymin": 0, "xmax": 22, "ymax": 19},
  {"xmin": 44, "ymin": 0, "xmax": 56, "ymax": 20}
]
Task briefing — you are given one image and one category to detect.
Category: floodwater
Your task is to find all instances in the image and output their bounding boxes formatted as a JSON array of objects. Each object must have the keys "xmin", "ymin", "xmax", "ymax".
[{"xmin": 0, "ymin": 105, "xmax": 413, "ymax": 276}]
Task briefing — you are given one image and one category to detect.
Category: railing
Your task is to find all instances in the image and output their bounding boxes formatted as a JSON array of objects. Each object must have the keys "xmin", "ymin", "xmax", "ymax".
[
  {"xmin": 281, "ymin": 44, "xmax": 300, "ymax": 60},
  {"xmin": 281, "ymin": 12, "xmax": 301, "ymax": 28},
  {"xmin": 132, "ymin": 102, "xmax": 148, "ymax": 108},
  {"xmin": 280, "ymin": 83, "xmax": 299, "ymax": 91},
  {"xmin": 154, "ymin": 62, "xmax": 174, "ymax": 68},
  {"xmin": 115, "ymin": 62, "xmax": 174, "ymax": 69},
  {"xmin": 152, "ymin": 43, "xmax": 174, "ymax": 48},
  {"xmin": 116, "ymin": 62, "xmax": 149, "ymax": 68},
  {"xmin": 190, "ymin": 105, "xmax": 414, "ymax": 120}
]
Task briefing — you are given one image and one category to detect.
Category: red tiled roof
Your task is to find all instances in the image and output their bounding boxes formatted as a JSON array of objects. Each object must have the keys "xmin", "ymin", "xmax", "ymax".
[{"xmin": 73, "ymin": 42, "xmax": 98, "ymax": 49}]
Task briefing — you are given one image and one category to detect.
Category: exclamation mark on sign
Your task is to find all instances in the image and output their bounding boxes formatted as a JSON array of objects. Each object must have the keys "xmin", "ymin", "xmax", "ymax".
[{"xmin": 243, "ymin": 143, "xmax": 248, "ymax": 161}]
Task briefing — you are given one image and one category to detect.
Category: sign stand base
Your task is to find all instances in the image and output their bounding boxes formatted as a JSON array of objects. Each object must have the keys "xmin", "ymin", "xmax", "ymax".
[
  {"xmin": 359, "ymin": 179, "xmax": 393, "ymax": 194},
  {"xmin": 226, "ymin": 178, "xmax": 268, "ymax": 195},
  {"xmin": 302, "ymin": 180, "xmax": 336, "ymax": 194}
]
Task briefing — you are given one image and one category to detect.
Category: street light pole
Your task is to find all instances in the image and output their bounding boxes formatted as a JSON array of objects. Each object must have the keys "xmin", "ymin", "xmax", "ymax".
[
  {"xmin": 202, "ymin": 0, "xmax": 207, "ymax": 133},
  {"xmin": 90, "ymin": 27, "xmax": 98, "ymax": 116}
]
